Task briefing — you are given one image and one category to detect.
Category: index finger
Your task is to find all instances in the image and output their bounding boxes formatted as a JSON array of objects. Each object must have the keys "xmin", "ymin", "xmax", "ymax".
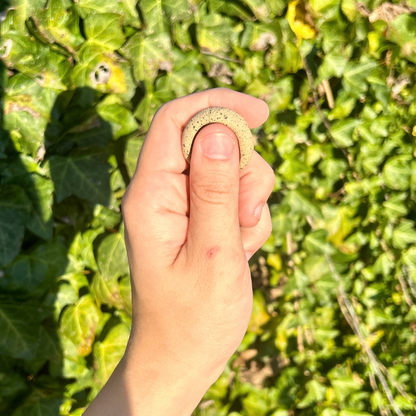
[{"xmin": 134, "ymin": 88, "xmax": 270, "ymax": 176}]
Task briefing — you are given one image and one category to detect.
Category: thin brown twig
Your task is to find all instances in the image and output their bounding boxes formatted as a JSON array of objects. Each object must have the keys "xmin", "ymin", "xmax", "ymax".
[
  {"xmin": 306, "ymin": 217, "xmax": 411, "ymax": 414},
  {"xmin": 286, "ymin": 231, "xmax": 293, "ymax": 256},
  {"xmin": 330, "ymin": 262, "xmax": 414, "ymax": 408},
  {"xmin": 300, "ymin": 53, "xmax": 352, "ymax": 167},
  {"xmin": 377, "ymin": 359, "xmax": 415, "ymax": 405},
  {"xmin": 402, "ymin": 266, "xmax": 416, "ymax": 300},
  {"xmin": 297, "ymin": 326, "xmax": 305, "ymax": 353},
  {"xmin": 200, "ymin": 49, "xmax": 242, "ymax": 64},
  {"xmin": 369, "ymin": 373, "xmax": 391, "ymax": 416},
  {"xmin": 398, "ymin": 273, "xmax": 414, "ymax": 307},
  {"xmin": 328, "ymin": 186, "xmax": 345, "ymax": 199},
  {"xmin": 322, "ymin": 79, "xmax": 334, "ymax": 109},
  {"xmin": 328, "ymin": 255, "xmax": 405, "ymax": 416}
]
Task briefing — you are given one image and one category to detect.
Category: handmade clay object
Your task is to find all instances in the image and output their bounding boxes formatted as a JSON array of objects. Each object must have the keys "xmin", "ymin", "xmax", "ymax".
[{"xmin": 181, "ymin": 107, "xmax": 254, "ymax": 169}]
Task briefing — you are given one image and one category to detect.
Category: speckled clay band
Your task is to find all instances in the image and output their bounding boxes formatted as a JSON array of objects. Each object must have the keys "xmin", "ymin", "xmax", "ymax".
[{"xmin": 181, "ymin": 107, "xmax": 254, "ymax": 169}]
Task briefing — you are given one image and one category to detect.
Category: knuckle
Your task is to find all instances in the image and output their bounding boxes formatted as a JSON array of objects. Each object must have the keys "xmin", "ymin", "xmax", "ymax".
[
  {"xmin": 121, "ymin": 184, "xmax": 143, "ymax": 222},
  {"xmin": 191, "ymin": 172, "xmax": 235, "ymax": 205},
  {"xmin": 152, "ymin": 102, "xmax": 170, "ymax": 123},
  {"xmin": 155, "ymin": 102, "xmax": 167, "ymax": 116}
]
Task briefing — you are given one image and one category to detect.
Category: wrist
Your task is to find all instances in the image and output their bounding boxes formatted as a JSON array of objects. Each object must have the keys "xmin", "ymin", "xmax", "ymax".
[
  {"xmin": 122, "ymin": 340, "xmax": 225, "ymax": 416},
  {"xmin": 84, "ymin": 335, "xmax": 226, "ymax": 416},
  {"xmin": 123, "ymin": 332, "xmax": 227, "ymax": 389},
  {"xmin": 126, "ymin": 330, "xmax": 227, "ymax": 382}
]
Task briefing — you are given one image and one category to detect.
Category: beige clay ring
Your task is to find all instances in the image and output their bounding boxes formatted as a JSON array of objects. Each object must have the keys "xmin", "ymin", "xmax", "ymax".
[{"xmin": 181, "ymin": 107, "xmax": 254, "ymax": 170}]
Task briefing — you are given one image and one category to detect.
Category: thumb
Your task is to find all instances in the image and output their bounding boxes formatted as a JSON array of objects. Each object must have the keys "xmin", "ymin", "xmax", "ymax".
[{"xmin": 185, "ymin": 122, "xmax": 242, "ymax": 262}]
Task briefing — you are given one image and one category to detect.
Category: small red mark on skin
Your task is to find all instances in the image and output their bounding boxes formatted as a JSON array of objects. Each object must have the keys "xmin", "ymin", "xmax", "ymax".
[{"xmin": 206, "ymin": 246, "xmax": 221, "ymax": 260}]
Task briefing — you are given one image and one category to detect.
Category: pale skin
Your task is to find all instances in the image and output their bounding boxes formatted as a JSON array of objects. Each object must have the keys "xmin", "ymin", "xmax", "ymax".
[{"xmin": 83, "ymin": 88, "xmax": 275, "ymax": 416}]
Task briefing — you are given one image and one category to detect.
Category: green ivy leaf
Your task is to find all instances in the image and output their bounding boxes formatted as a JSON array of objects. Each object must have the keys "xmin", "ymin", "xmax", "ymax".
[
  {"xmin": 241, "ymin": 22, "xmax": 281, "ymax": 51},
  {"xmin": 207, "ymin": 0, "xmax": 253, "ymax": 20},
  {"xmin": 383, "ymin": 155, "xmax": 412, "ymax": 191},
  {"xmin": 240, "ymin": 0, "xmax": 272, "ymax": 21},
  {"xmin": 12, "ymin": 395, "xmax": 62, "ymax": 416},
  {"xmin": 3, "ymin": 109, "xmax": 48, "ymax": 157},
  {"xmin": 242, "ymin": 392, "xmax": 269, "ymax": 416},
  {"xmin": 8, "ymin": 0, "xmax": 47, "ymax": 31},
  {"xmin": 32, "ymin": 0, "xmax": 84, "ymax": 53},
  {"xmin": 331, "ymin": 376, "xmax": 363, "ymax": 402},
  {"xmin": 1, "ymin": 33, "xmax": 70, "ymax": 90},
  {"xmin": 124, "ymin": 135, "xmax": 144, "ymax": 179},
  {"xmin": 49, "ymin": 147, "xmax": 111, "ymax": 206},
  {"xmin": 74, "ymin": 0, "xmax": 141, "ymax": 27},
  {"xmin": 97, "ymin": 95, "xmax": 139, "ymax": 139},
  {"xmin": 304, "ymin": 229, "xmax": 336, "ymax": 255},
  {"xmin": 297, "ymin": 380, "xmax": 327, "ymax": 408},
  {"xmin": 84, "ymin": 13, "xmax": 126, "ymax": 50},
  {"xmin": 392, "ymin": 220, "xmax": 416, "ymax": 250},
  {"xmin": 133, "ymin": 89, "xmax": 167, "ymax": 130},
  {"xmin": 93, "ymin": 323, "xmax": 129, "ymax": 387},
  {"xmin": 1, "ymin": 240, "xmax": 67, "ymax": 297},
  {"xmin": 60, "ymin": 294, "xmax": 102, "ymax": 357},
  {"xmin": 0, "ymin": 184, "xmax": 32, "ymax": 266},
  {"xmin": 0, "ymin": 301, "xmax": 42, "ymax": 360},
  {"xmin": 96, "ymin": 231, "xmax": 129, "ymax": 280},
  {"xmin": 196, "ymin": 10, "xmax": 240, "ymax": 53},
  {"xmin": 8, "ymin": 174, "xmax": 55, "ymax": 240},
  {"xmin": 330, "ymin": 118, "xmax": 361, "ymax": 148},
  {"xmin": 382, "ymin": 193, "xmax": 408, "ymax": 220},
  {"xmin": 119, "ymin": 31, "xmax": 173, "ymax": 83},
  {"xmin": 284, "ymin": 189, "xmax": 323, "ymax": 219},
  {"xmin": 91, "ymin": 272, "xmax": 123, "ymax": 309},
  {"xmin": 119, "ymin": 276, "xmax": 132, "ymax": 315},
  {"xmin": 139, "ymin": 0, "xmax": 193, "ymax": 35},
  {"xmin": 342, "ymin": 60, "xmax": 378, "ymax": 97},
  {"xmin": 69, "ymin": 227, "xmax": 104, "ymax": 271},
  {"xmin": 0, "ymin": 212, "xmax": 25, "ymax": 267}
]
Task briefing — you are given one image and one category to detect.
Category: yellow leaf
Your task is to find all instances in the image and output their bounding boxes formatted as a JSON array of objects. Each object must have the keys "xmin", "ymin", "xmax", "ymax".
[
  {"xmin": 248, "ymin": 290, "xmax": 270, "ymax": 335},
  {"xmin": 365, "ymin": 330, "xmax": 384, "ymax": 348},
  {"xmin": 94, "ymin": 56, "xmax": 127, "ymax": 94},
  {"xmin": 325, "ymin": 206, "xmax": 360, "ymax": 249},
  {"xmin": 267, "ymin": 252, "xmax": 282, "ymax": 271},
  {"xmin": 287, "ymin": 0, "xmax": 316, "ymax": 40}
]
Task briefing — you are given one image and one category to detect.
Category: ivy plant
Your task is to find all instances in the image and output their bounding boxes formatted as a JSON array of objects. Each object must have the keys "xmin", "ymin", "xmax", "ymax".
[{"xmin": 1, "ymin": 0, "xmax": 416, "ymax": 415}]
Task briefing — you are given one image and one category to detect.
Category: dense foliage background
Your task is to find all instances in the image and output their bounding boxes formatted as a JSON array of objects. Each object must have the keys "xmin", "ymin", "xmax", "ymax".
[{"xmin": 1, "ymin": 0, "xmax": 416, "ymax": 414}]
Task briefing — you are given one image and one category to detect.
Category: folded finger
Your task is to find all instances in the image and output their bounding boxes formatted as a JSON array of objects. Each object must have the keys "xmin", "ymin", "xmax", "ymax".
[
  {"xmin": 240, "ymin": 203, "xmax": 272, "ymax": 261},
  {"xmin": 238, "ymin": 151, "xmax": 275, "ymax": 228}
]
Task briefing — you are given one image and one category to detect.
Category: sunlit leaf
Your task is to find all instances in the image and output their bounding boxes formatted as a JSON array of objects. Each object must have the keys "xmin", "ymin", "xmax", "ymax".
[
  {"xmin": 139, "ymin": 0, "xmax": 192, "ymax": 35},
  {"xmin": 84, "ymin": 13, "xmax": 126, "ymax": 50},
  {"xmin": 119, "ymin": 31, "xmax": 173, "ymax": 83},
  {"xmin": 96, "ymin": 231, "xmax": 129, "ymax": 280},
  {"xmin": 93, "ymin": 323, "xmax": 130, "ymax": 386},
  {"xmin": 60, "ymin": 294, "xmax": 102, "ymax": 356},
  {"xmin": 287, "ymin": 0, "xmax": 316, "ymax": 40},
  {"xmin": 74, "ymin": 0, "xmax": 141, "ymax": 27}
]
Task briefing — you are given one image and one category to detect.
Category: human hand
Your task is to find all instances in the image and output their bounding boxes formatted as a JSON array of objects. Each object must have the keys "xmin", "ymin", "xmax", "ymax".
[{"xmin": 121, "ymin": 88, "xmax": 275, "ymax": 377}]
